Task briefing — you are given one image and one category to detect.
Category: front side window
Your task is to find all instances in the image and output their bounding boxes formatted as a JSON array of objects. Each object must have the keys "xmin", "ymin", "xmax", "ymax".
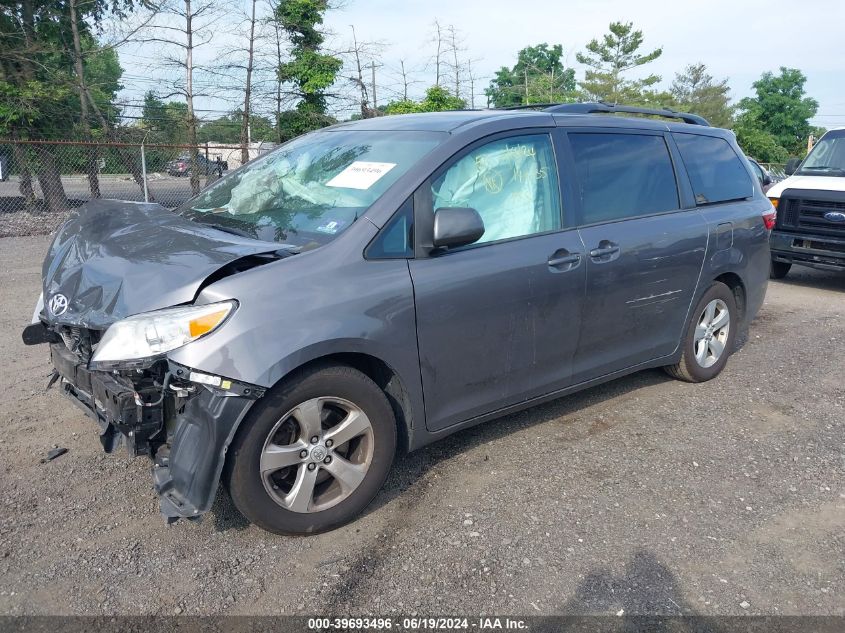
[
  {"xmin": 798, "ymin": 130, "xmax": 845, "ymax": 176},
  {"xmin": 569, "ymin": 132, "xmax": 680, "ymax": 225},
  {"xmin": 673, "ymin": 133, "xmax": 753, "ymax": 205},
  {"xmin": 430, "ymin": 134, "xmax": 561, "ymax": 244},
  {"xmin": 176, "ymin": 129, "xmax": 444, "ymax": 248}
]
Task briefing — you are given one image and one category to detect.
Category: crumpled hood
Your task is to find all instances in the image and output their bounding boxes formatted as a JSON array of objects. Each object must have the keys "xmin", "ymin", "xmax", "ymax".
[{"xmin": 42, "ymin": 200, "xmax": 280, "ymax": 329}]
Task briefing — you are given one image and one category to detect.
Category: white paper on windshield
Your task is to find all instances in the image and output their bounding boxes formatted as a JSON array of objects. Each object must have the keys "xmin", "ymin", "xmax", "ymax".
[{"xmin": 326, "ymin": 161, "xmax": 396, "ymax": 190}]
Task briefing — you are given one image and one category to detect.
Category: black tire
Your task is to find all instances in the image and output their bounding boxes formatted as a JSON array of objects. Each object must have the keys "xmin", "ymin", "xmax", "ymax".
[
  {"xmin": 664, "ymin": 281, "xmax": 738, "ymax": 383},
  {"xmin": 770, "ymin": 260, "xmax": 792, "ymax": 279},
  {"xmin": 225, "ymin": 364, "xmax": 396, "ymax": 535}
]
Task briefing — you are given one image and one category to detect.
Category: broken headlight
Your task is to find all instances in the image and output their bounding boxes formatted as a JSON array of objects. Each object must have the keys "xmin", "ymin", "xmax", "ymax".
[{"xmin": 91, "ymin": 301, "xmax": 236, "ymax": 364}]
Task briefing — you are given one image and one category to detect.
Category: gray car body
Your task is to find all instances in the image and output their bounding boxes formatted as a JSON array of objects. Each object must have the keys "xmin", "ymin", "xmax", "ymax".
[
  {"xmin": 173, "ymin": 111, "xmax": 770, "ymax": 439},
  {"xmin": 37, "ymin": 109, "xmax": 771, "ymax": 519}
]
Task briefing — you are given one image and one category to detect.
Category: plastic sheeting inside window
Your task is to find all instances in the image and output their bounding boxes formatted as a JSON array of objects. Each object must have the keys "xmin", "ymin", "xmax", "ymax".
[{"xmin": 432, "ymin": 135, "xmax": 561, "ymax": 244}]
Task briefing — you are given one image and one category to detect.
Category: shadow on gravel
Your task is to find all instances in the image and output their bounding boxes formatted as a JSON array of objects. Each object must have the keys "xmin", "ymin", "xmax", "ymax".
[
  {"xmin": 366, "ymin": 368, "xmax": 674, "ymax": 518},
  {"xmin": 556, "ymin": 549, "xmax": 702, "ymax": 618},
  {"xmin": 209, "ymin": 368, "xmax": 676, "ymax": 532},
  {"xmin": 772, "ymin": 268, "xmax": 845, "ymax": 293},
  {"xmin": 210, "ymin": 486, "xmax": 251, "ymax": 532}
]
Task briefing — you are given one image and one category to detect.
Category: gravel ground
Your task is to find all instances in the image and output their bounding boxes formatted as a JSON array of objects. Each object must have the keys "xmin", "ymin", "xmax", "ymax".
[{"xmin": 0, "ymin": 235, "xmax": 842, "ymax": 617}]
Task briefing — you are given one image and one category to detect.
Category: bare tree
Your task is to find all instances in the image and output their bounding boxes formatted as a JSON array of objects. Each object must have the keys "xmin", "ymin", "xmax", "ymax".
[
  {"xmin": 429, "ymin": 18, "xmax": 444, "ymax": 87},
  {"xmin": 398, "ymin": 59, "xmax": 411, "ymax": 100},
  {"xmin": 347, "ymin": 25, "xmax": 370, "ymax": 118},
  {"xmin": 444, "ymin": 24, "xmax": 466, "ymax": 98},
  {"xmin": 341, "ymin": 25, "xmax": 385, "ymax": 118},
  {"xmin": 261, "ymin": 0, "xmax": 290, "ymax": 142},
  {"xmin": 144, "ymin": 0, "xmax": 226, "ymax": 194},
  {"xmin": 240, "ymin": 0, "xmax": 258, "ymax": 162},
  {"xmin": 380, "ymin": 59, "xmax": 424, "ymax": 104},
  {"xmin": 271, "ymin": 13, "xmax": 285, "ymax": 138},
  {"xmin": 426, "ymin": 20, "xmax": 476, "ymax": 102},
  {"xmin": 467, "ymin": 59, "xmax": 477, "ymax": 109}
]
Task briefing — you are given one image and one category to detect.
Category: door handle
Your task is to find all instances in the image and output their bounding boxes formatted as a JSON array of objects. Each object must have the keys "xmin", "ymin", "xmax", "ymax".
[
  {"xmin": 589, "ymin": 242, "xmax": 620, "ymax": 260},
  {"xmin": 548, "ymin": 253, "xmax": 581, "ymax": 267}
]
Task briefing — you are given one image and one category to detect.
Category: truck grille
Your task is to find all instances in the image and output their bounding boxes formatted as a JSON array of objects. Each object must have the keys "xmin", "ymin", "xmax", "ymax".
[{"xmin": 777, "ymin": 196, "xmax": 845, "ymax": 237}]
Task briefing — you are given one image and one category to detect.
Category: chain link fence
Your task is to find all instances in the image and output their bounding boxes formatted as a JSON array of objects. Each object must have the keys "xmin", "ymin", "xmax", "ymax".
[{"xmin": 0, "ymin": 140, "xmax": 277, "ymax": 238}]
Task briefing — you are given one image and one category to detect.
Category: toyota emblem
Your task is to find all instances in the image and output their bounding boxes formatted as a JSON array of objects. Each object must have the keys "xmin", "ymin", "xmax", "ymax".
[{"xmin": 48, "ymin": 293, "xmax": 69, "ymax": 316}]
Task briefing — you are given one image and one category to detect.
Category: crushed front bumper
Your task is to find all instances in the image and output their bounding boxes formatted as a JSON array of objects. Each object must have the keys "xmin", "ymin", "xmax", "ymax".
[{"xmin": 46, "ymin": 339, "xmax": 264, "ymax": 522}]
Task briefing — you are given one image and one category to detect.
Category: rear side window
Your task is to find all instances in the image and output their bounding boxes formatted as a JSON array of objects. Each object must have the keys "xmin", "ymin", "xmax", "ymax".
[
  {"xmin": 569, "ymin": 133, "xmax": 679, "ymax": 225},
  {"xmin": 673, "ymin": 133, "xmax": 753, "ymax": 205}
]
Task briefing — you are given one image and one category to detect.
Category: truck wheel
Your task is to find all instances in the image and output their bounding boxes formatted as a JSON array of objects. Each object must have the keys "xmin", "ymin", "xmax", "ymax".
[
  {"xmin": 225, "ymin": 364, "xmax": 396, "ymax": 535},
  {"xmin": 770, "ymin": 260, "xmax": 791, "ymax": 279},
  {"xmin": 664, "ymin": 282, "xmax": 737, "ymax": 383}
]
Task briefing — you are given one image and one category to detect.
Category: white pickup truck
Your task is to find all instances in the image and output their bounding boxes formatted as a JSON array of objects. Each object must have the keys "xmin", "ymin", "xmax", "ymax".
[{"xmin": 766, "ymin": 128, "xmax": 845, "ymax": 278}]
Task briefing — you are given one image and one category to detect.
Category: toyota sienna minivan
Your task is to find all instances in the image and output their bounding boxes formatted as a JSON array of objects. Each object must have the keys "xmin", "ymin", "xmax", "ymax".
[{"xmin": 23, "ymin": 103, "xmax": 773, "ymax": 535}]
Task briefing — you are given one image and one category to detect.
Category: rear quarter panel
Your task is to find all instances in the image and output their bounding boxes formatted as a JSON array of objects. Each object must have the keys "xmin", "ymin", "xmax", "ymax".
[
  {"xmin": 666, "ymin": 126, "xmax": 771, "ymax": 327},
  {"xmin": 697, "ymin": 199, "xmax": 771, "ymax": 325}
]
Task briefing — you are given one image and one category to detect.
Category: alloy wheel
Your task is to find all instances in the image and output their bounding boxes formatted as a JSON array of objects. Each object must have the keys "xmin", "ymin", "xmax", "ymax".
[
  {"xmin": 693, "ymin": 299, "xmax": 730, "ymax": 368},
  {"xmin": 260, "ymin": 397, "xmax": 374, "ymax": 513}
]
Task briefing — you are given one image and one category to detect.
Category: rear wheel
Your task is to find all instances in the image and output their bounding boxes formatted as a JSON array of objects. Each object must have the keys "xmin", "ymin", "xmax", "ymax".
[
  {"xmin": 225, "ymin": 364, "xmax": 396, "ymax": 535},
  {"xmin": 665, "ymin": 282, "xmax": 737, "ymax": 383},
  {"xmin": 770, "ymin": 260, "xmax": 792, "ymax": 279}
]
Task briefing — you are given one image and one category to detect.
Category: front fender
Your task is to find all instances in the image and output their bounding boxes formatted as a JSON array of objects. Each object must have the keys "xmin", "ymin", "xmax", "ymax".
[{"xmin": 166, "ymin": 227, "xmax": 426, "ymax": 451}]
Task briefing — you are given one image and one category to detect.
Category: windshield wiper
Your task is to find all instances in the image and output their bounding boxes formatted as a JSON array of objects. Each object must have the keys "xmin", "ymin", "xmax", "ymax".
[{"xmin": 202, "ymin": 222, "xmax": 255, "ymax": 239}]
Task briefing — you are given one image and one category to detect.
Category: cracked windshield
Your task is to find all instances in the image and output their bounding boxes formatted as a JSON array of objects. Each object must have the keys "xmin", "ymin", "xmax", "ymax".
[{"xmin": 176, "ymin": 130, "xmax": 444, "ymax": 247}]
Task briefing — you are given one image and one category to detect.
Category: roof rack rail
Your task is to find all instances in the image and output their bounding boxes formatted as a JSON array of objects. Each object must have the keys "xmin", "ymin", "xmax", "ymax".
[
  {"xmin": 549, "ymin": 102, "xmax": 710, "ymax": 126},
  {"xmin": 498, "ymin": 102, "xmax": 710, "ymax": 126}
]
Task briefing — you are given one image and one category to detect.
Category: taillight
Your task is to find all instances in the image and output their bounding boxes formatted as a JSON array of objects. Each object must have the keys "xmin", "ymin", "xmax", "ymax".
[{"xmin": 762, "ymin": 206, "xmax": 776, "ymax": 231}]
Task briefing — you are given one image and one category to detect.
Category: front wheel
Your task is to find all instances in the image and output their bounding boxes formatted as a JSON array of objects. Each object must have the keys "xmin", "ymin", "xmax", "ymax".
[
  {"xmin": 225, "ymin": 364, "xmax": 396, "ymax": 535},
  {"xmin": 664, "ymin": 282, "xmax": 738, "ymax": 383},
  {"xmin": 770, "ymin": 260, "xmax": 792, "ymax": 279}
]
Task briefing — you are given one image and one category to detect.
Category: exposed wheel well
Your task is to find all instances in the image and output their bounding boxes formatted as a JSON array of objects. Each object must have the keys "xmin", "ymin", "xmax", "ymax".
[
  {"xmin": 713, "ymin": 272, "xmax": 746, "ymax": 325},
  {"xmin": 276, "ymin": 353, "xmax": 413, "ymax": 453}
]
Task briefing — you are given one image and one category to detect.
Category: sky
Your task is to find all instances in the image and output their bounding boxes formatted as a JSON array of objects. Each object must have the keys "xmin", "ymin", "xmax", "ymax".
[{"xmin": 116, "ymin": 0, "xmax": 844, "ymax": 129}]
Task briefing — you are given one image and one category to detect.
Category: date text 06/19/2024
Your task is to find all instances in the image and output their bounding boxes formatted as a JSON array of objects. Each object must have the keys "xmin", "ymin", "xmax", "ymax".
[{"xmin": 307, "ymin": 617, "xmax": 528, "ymax": 630}]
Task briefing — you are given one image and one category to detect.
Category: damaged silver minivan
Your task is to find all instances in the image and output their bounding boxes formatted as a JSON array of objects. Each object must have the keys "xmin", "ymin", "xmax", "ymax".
[{"xmin": 24, "ymin": 104, "xmax": 772, "ymax": 534}]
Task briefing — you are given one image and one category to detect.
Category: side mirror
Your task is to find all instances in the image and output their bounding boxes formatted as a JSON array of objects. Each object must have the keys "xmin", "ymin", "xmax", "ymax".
[
  {"xmin": 761, "ymin": 172, "xmax": 772, "ymax": 186},
  {"xmin": 784, "ymin": 157, "xmax": 801, "ymax": 176},
  {"xmin": 432, "ymin": 207, "xmax": 485, "ymax": 249}
]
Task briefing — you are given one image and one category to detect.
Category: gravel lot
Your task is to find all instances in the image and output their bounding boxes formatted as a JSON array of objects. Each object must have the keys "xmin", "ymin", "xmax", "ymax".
[{"xmin": 0, "ymin": 235, "xmax": 842, "ymax": 616}]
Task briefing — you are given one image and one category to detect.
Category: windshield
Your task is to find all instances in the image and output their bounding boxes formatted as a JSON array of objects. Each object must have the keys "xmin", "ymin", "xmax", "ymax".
[
  {"xmin": 798, "ymin": 131, "xmax": 845, "ymax": 176},
  {"xmin": 176, "ymin": 129, "xmax": 444, "ymax": 247}
]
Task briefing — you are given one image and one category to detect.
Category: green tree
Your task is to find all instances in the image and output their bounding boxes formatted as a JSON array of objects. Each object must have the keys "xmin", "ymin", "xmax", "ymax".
[
  {"xmin": 385, "ymin": 85, "xmax": 466, "ymax": 115},
  {"xmin": 485, "ymin": 43, "xmax": 577, "ymax": 107},
  {"xmin": 733, "ymin": 116, "xmax": 790, "ymax": 163},
  {"xmin": 576, "ymin": 21, "xmax": 662, "ymax": 105},
  {"xmin": 275, "ymin": 0, "xmax": 342, "ymax": 140},
  {"xmin": 0, "ymin": 0, "xmax": 128, "ymax": 210},
  {"xmin": 736, "ymin": 67, "xmax": 818, "ymax": 156},
  {"xmin": 141, "ymin": 92, "xmax": 189, "ymax": 145},
  {"xmin": 669, "ymin": 63, "xmax": 733, "ymax": 128},
  {"xmin": 198, "ymin": 112, "xmax": 275, "ymax": 143}
]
